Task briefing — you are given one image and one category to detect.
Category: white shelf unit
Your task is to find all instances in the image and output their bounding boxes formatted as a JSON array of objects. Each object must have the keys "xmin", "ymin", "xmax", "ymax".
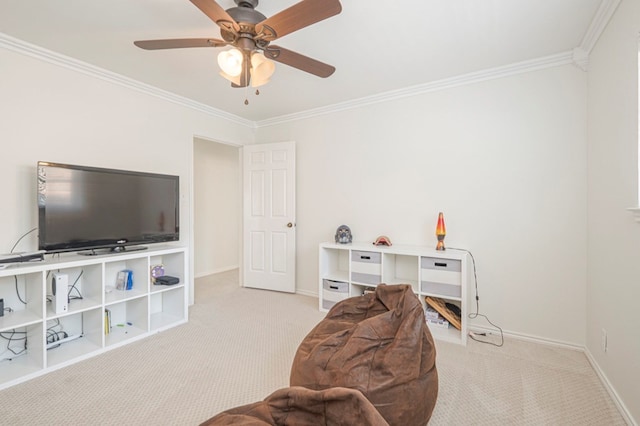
[
  {"xmin": 0, "ymin": 245, "xmax": 187, "ymax": 390},
  {"xmin": 319, "ymin": 242, "xmax": 469, "ymax": 345},
  {"xmin": 149, "ymin": 251, "xmax": 186, "ymax": 332}
]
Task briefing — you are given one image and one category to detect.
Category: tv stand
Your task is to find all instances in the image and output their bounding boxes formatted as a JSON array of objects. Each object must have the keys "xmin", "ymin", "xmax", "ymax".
[
  {"xmin": 78, "ymin": 245, "xmax": 148, "ymax": 256},
  {"xmin": 0, "ymin": 244, "xmax": 187, "ymax": 390}
]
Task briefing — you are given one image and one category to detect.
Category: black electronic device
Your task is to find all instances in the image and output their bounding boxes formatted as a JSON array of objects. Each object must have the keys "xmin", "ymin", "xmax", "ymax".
[
  {"xmin": 0, "ymin": 250, "xmax": 45, "ymax": 264},
  {"xmin": 37, "ymin": 162, "xmax": 179, "ymax": 254},
  {"xmin": 0, "ymin": 298, "xmax": 4, "ymax": 317},
  {"xmin": 155, "ymin": 275, "xmax": 179, "ymax": 286}
]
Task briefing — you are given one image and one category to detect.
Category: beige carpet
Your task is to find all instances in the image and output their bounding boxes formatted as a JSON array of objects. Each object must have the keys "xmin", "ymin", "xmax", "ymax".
[{"xmin": 0, "ymin": 269, "xmax": 627, "ymax": 425}]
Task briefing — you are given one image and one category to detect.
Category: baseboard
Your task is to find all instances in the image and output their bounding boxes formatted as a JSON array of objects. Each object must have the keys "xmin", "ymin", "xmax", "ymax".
[
  {"xmin": 296, "ymin": 288, "xmax": 317, "ymax": 298},
  {"xmin": 468, "ymin": 324, "xmax": 584, "ymax": 351},
  {"xmin": 584, "ymin": 348, "xmax": 637, "ymax": 426},
  {"xmin": 468, "ymin": 324, "xmax": 636, "ymax": 425},
  {"xmin": 195, "ymin": 265, "xmax": 238, "ymax": 279}
]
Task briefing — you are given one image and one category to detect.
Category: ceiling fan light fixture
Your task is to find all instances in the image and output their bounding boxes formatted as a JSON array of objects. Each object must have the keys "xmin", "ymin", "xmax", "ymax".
[
  {"xmin": 217, "ymin": 48, "xmax": 243, "ymax": 77},
  {"xmin": 219, "ymin": 70, "xmax": 242, "ymax": 86},
  {"xmin": 135, "ymin": 0, "xmax": 343, "ymax": 95},
  {"xmin": 250, "ymin": 51, "xmax": 275, "ymax": 87}
]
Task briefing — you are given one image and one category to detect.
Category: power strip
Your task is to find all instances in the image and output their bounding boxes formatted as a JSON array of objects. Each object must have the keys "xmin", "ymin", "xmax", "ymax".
[{"xmin": 46, "ymin": 334, "xmax": 82, "ymax": 349}]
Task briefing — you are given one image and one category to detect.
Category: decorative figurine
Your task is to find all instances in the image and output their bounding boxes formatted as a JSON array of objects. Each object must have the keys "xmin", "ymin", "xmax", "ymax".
[
  {"xmin": 373, "ymin": 235, "xmax": 392, "ymax": 246},
  {"xmin": 335, "ymin": 225, "xmax": 353, "ymax": 244},
  {"xmin": 435, "ymin": 212, "xmax": 446, "ymax": 251}
]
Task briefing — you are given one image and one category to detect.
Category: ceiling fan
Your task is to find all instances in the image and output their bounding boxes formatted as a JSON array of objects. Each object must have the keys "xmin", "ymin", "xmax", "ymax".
[{"xmin": 134, "ymin": 0, "xmax": 342, "ymax": 90}]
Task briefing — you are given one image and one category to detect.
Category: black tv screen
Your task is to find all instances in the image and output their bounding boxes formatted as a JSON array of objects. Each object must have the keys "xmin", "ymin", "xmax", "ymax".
[{"xmin": 37, "ymin": 161, "xmax": 179, "ymax": 254}]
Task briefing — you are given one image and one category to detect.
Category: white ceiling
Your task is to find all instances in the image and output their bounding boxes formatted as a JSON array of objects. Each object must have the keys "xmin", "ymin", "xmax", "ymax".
[{"xmin": 0, "ymin": 0, "xmax": 605, "ymax": 123}]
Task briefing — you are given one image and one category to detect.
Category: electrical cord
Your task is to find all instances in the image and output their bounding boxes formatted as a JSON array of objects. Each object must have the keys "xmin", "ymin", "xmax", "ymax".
[
  {"xmin": 14, "ymin": 276, "xmax": 27, "ymax": 305},
  {"xmin": 47, "ymin": 318, "xmax": 62, "ymax": 333},
  {"xmin": 0, "ymin": 330, "xmax": 27, "ymax": 357},
  {"xmin": 45, "ymin": 318, "xmax": 73, "ymax": 350},
  {"xmin": 67, "ymin": 270, "xmax": 84, "ymax": 300},
  {"xmin": 46, "ymin": 319, "xmax": 66, "ymax": 346},
  {"xmin": 8, "ymin": 227, "xmax": 39, "ymax": 305},
  {"xmin": 9, "ymin": 227, "xmax": 38, "ymax": 254},
  {"xmin": 449, "ymin": 247, "xmax": 504, "ymax": 347}
]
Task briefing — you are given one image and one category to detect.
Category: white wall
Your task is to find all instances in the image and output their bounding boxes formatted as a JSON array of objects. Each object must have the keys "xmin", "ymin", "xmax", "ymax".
[
  {"xmin": 2, "ymin": 33, "xmax": 590, "ymax": 346},
  {"xmin": 257, "ymin": 64, "xmax": 588, "ymax": 346},
  {"xmin": 0, "ymin": 44, "xmax": 254, "ymax": 304},
  {"xmin": 193, "ymin": 138, "xmax": 240, "ymax": 277},
  {"xmin": 587, "ymin": 0, "xmax": 640, "ymax": 422}
]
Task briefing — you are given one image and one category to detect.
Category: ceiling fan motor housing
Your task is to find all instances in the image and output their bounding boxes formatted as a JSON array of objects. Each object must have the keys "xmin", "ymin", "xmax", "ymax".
[
  {"xmin": 236, "ymin": 0, "xmax": 259, "ymax": 8},
  {"xmin": 227, "ymin": 0, "xmax": 265, "ymax": 25},
  {"xmin": 222, "ymin": 0, "xmax": 267, "ymax": 45}
]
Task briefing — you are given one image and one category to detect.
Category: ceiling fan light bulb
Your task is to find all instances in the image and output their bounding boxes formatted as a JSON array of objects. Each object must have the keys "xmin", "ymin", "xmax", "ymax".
[
  {"xmin": 218, "ymin": 48, "xmax": 243, "ymax": 77},
  {"xmin": 251, "ymin": 52, "xmax": 275, "ymax": 77},
  {"xmin": 250, "ymin": 52, "xmax": 275, "ymax": 87}
]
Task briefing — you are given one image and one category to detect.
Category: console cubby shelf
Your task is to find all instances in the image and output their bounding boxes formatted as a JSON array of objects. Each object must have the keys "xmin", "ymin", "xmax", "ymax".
[
  {"xmin": 0, "ymin": 244, "xmax": 188, "ymax": 390},
  {"xmin": 319, "ymin": 242, "xmax": 469, "ymax": 345}
]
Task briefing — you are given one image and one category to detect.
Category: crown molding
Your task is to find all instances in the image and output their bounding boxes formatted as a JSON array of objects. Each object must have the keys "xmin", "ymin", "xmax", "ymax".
[
  {"xmin": 572, "ymin": 0, "xmax": 622, "ymax": 71},
  {"xmin": 580, "ymin": 0, "xmax": 622, "ymax": 54},
  {"xmin": 258, "ymin": 0, "xmax": 622, "ymax": 128},
  {"xmin": 0, "ymin": 32, "xmax": 255, "ymax": 129},
  {"xmin": 256, "ymin": 51, "xmax": 574, "ymax": 128}
]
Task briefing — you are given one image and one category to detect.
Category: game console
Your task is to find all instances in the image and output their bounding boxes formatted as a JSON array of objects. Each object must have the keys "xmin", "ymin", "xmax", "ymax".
[
  {"xmin": 52, "ymin": 273, "xmax": 68, "ymax": 314},
  {"xmin": 155, "ymin": 275, "xmax": 179, "ymax": 286}
]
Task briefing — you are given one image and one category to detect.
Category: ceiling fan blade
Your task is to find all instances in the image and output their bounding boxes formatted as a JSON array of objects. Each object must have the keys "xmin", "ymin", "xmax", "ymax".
[
  {"xmin": 255, "ymin": 0, "xmax": 342, "ymax": 42},
  {"xmin": 189, "ymin": 0, "xmax": 240, "ymax": 33},
  {"xmin": 134, "ymin": 38, "xmax": 227, "ymax": 50},
  {"xmin": 265, "ymin": 45, "xmax": 335, "ymax": 78}
]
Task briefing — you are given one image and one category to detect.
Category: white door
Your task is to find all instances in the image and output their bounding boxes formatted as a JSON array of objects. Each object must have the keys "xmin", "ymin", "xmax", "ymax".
[{"xmin": 242, "ymin": 141, "xmax": 296, "ymax": 292}]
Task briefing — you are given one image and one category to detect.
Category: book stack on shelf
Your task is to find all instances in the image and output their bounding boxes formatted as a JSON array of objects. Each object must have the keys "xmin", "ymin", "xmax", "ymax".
[
  {"xmin": 424, "ymin": 296, "xmax": 462, "ymax": 331},
  {"xmin": 104, "ymin": 309, "xmax": 112, "ymax": 335},
  {"xmin": 425, "ymin": 306, "xmax": 451, "ymax": 329}
]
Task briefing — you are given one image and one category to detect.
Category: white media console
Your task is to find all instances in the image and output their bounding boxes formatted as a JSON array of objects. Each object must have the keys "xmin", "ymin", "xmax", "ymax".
[{"xmin": 0, "ymin": 244, "xmax": 188, "ymax": 390}]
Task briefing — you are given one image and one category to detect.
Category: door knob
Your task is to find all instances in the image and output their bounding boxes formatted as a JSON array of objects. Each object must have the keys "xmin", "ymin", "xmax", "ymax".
[{"xmin": 287, "ymin": 222, "xmax": 294, "ymax": 228}]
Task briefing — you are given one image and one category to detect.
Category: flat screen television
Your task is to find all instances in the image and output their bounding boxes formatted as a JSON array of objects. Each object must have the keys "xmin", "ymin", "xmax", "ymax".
[{"xmin": 37, "ymin": 161, "xmax": 179, "ymax": 254}]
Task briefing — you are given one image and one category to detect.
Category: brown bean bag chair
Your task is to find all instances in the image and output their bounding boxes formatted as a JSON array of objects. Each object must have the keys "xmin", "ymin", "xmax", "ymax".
[
  {"xmin": 200, "ymin": 386, "xmax": 389, "ymax": 426},
  {"xmin": 290, "ymin": 284, "xmax": 438, "ymax": 426}
]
